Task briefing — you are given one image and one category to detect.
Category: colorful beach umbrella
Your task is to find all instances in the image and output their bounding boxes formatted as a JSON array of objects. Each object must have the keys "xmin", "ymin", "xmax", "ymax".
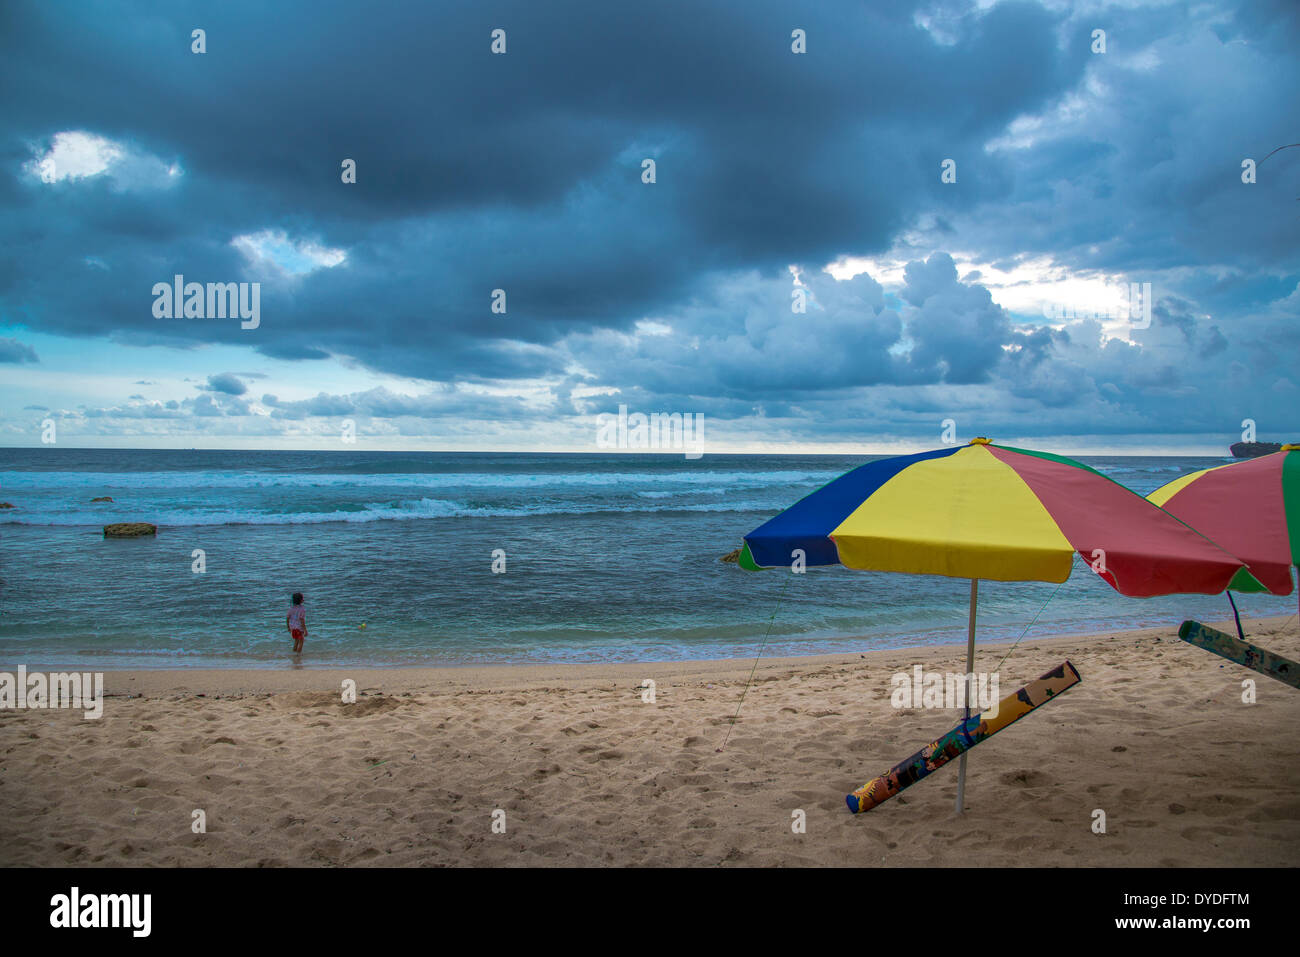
[
  {"xmin": 1147, "ymin": 445, "xmax": 1299, "ymax": 598},
  {"xmin": 739, "ymin": 438, "xmax": 1254, "ymax": 812},
  {"xmin": 740, "ymin": 438, "xmax": 1251, "ymax": 596}
]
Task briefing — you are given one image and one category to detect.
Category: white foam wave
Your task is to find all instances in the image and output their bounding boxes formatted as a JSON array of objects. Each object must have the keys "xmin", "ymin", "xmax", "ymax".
[
  {"xmin": 0, "ymin": 468, "xmax": 833, "ymax": 492},
  {"xmin": 0, "ymin": 496, "xmax": 774, "ymax": 527}
]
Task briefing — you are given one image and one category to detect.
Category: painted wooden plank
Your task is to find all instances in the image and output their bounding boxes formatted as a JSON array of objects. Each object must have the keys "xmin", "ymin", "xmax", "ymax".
[
  {"xmin": 1178, "ymin": 620, "xmax": 1300, "ymax": 690},
  {"xmin": 847, "ymin": 661, "xmax": 1081, "ymax": 814}
]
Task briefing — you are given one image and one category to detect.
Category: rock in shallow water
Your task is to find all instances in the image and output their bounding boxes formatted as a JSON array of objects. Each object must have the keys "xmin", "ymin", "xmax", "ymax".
[{"xmin": 103, "ymin": 522, "xmax": 156, "ymax": 538}]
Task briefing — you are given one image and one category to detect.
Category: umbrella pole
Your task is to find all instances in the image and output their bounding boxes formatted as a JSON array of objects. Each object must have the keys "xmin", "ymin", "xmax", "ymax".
[
  {"xmin": 1226, "ymin": 590, "xmax": 1245, "ymax": 642},
  {"xmin": 956, "ymin": 578, "xmax": 978, "ymax": 814}
]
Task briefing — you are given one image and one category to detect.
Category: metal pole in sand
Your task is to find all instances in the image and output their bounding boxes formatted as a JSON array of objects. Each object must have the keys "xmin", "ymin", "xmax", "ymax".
[{"xmin": 956, "ymin": 578, "xmax": 978, "ymax": 814}]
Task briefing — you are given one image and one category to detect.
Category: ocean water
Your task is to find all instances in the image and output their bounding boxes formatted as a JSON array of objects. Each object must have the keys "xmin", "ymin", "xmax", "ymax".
[{"xmin": 0, "ymin": 449, "xmax": 1293, "ymax": 669}]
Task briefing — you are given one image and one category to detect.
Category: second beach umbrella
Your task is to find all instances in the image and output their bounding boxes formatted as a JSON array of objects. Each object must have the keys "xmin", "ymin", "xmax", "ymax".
[{"xmin": 1147, "ymin": 444, "xmax": 1298, "ymax": 600}]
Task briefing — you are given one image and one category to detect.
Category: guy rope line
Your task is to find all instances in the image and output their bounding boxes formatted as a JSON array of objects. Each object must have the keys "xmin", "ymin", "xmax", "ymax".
[
  {"xmin": 992, "ymin": 555, "xmax": 1078, "ymax": 673},
  {"xmin": 718, "ymin": 574, "xmax": 791, "ymax": 752}
]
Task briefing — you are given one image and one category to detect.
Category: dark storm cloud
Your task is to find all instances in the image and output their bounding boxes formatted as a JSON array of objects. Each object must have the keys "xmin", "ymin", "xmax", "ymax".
[
  {"xmin": 897, "ymin": 254, "xmax": 1012, "ymax": 384},
  {"xmin": 0, "ymin": 0, "xmax": 1075, "ymax": 383},
  {"xmin": 202, "ymin": 372, "xmax": 247, "ymax": 395},
  {"xmin": 933, "ymin": 2, "xmax": 1300, "ymax": 278},
  {"xmin": 0, "ymin": 337, "xmax": 38, "ymax": 363},
  {"xmin": 559, "ymin": 256, "xmax": 1021, "ymax": 408}
]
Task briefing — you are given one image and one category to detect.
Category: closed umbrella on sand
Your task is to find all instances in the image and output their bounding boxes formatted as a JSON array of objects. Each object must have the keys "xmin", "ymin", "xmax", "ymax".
[{"xmin": 738, "ymin": 438, "xmax": 1255, "ymax": 813}]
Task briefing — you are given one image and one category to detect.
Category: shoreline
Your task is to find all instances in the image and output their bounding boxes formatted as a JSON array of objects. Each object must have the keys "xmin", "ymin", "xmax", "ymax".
[
  {"xmin": 9, "ymin": 614, "xmax": 1295, "ymax": 687},
  {"xmin": 19, "ymin": 614, "xmax": 1292, "ymax": 696}
]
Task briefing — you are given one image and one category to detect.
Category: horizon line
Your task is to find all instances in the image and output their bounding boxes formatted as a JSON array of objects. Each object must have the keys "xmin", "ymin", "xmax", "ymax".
[{"xmin": 0, "ymin": 443, "xmax": 1248, "ymax": 458}]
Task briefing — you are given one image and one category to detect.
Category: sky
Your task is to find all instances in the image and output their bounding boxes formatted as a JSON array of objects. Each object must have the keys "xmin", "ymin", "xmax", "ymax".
[{"xmin": 1, "ymin": 0, "xmax": 1297, "ymax": 455}]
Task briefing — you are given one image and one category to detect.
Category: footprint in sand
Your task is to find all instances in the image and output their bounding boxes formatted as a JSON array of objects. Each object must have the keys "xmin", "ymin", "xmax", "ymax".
[{"xmin": 999, "ymin": 768, "xmax": 1053, "ymax": 789}]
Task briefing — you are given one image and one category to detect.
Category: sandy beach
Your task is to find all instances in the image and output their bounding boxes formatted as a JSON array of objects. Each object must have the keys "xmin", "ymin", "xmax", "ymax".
[{"xmin": 2, "ymin": 614, "xmax": 1297, "ymax": 867}]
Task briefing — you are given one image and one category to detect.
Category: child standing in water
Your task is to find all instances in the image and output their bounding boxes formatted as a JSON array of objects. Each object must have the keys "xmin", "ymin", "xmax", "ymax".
[{"xmin": 287, "ymin": 592, "xmax": 307, "ymax": 653}]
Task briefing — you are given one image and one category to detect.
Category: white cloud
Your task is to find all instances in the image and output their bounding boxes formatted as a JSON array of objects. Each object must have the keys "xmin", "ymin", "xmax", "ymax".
[
  {"xmin": 231, "ymin": 229, "xmax": 347, "ymax": 276},
  {"xmin": 25, "ymin": 130, "xmax": 181, "ymax": 191}
]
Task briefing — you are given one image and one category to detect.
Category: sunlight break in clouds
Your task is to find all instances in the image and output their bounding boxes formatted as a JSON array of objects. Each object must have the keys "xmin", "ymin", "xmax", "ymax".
[
  {"xmin": 231, "ymin": 230, "xmax": 348, "ymax": 277},
  {"xmin": 25, "ymin": 130, "xmax": 181, "ymax": 190}
]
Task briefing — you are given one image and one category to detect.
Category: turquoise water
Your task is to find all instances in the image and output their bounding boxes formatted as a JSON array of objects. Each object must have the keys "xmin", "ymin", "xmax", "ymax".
[{"xmin": 0, "ymin": 449, "xmax": 1293, "ymax": 668}]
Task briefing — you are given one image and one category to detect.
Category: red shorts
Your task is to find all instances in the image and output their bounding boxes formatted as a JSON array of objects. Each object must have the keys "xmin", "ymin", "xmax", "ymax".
[{"xmin": 291, "ymin": 629, "xmax": 304, "ymax": 642}]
